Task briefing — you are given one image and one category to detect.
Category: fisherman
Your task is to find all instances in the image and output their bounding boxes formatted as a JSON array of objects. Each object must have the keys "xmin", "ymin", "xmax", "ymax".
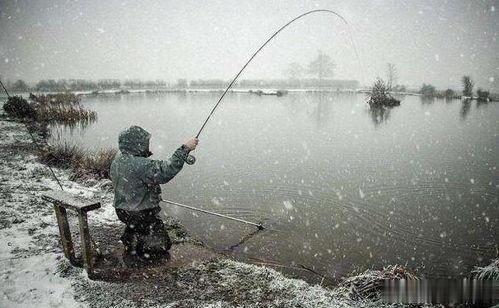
[{"xmin": 110, "ymin": 125, "xmax": 198, "ymax": 260}]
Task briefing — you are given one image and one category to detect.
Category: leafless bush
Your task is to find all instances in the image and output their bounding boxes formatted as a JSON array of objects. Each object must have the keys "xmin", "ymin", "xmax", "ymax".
[{"xmin": 367, "ymin": 78, "xmax": 400, "ymax": 107}]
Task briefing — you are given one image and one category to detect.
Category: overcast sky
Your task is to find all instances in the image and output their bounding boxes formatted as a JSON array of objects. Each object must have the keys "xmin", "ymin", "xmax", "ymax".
[{"xmin": 0, "ymin": 0, "xmax": 497, "ymax": 89}]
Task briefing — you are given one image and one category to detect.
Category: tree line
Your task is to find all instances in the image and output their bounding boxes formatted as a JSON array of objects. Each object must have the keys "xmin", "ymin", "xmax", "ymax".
[
  {"xmin": 1, "ymin": 78, "xmax": 172, "ymax": 92},
  {"xmin": 2, "ymin": 76, "xmax": 359, "ymax": 92},
  {"xmin": 420, "ymin": 76, "xmax": 494, "ymax": 101},
  {"xmin": 283, "ymin": 50, "xmax": 337, "ymax": 87},
  {"xmin": 370, "ymin": 63, "xmax": 497, "ymax": 101}
]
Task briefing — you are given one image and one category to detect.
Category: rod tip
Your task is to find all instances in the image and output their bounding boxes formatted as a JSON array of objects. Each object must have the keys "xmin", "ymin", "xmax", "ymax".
[{"xmin": 257, "ymin": 223, "xmax": 264, "ymax": 230}]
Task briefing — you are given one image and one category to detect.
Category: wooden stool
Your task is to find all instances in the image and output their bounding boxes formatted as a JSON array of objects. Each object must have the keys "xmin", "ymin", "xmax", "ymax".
[{"xmin": 42, "ymin": 190, "xmax": 101, "ymax": 275}]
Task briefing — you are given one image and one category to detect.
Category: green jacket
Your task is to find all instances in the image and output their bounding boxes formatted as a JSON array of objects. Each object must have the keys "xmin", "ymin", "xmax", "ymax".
[{"xmin": 110, "ymin": 126, "xmax": 189, "ymax": 211}]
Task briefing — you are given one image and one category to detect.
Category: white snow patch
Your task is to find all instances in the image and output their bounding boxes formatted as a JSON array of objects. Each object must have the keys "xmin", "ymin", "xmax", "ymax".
[
  {"xmin": 358, "ymin": 188, "xmax": 365, "ymax": 199},
  {"xmin": 283, "ymin": 200, "xmax": 293, "ymax": 210},
  {"xmin": 0, "ymin": 255, "xmax": 80, "ymax": 307}
]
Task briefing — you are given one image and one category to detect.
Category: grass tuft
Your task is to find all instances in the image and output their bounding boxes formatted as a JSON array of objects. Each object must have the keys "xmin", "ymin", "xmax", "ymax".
[
  {"xmin": 30, "ymin": 92, "xmax": 81, "ymax": 105},
  {"xmin": 40, "ymin": 142, "xmax": 85, "ymax": 169},
  {"xmin": 35, "ymin": 104, "xmax": 97, "ymax": 124},
  {"xmin": 70, "ymin": 149, "xmax": 116, "ymax": 180},
  {"xmin": 40, "ymin": 142, "xmax": 116, "ymax": 180},
  {"xmin": 472, "ymin": 258, "xmax": 499, "ymax": 280},
  {"xmin": 337, "ymin": 265, "xmax": 417, "ymax": 301},
  {"xmin": 28, "ymin": 93, "xmax": 97, "ymax": 125}
]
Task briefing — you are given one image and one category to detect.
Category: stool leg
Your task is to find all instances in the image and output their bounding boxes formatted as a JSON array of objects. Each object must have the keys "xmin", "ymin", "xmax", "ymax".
[
  {"xmin": 54, "ymin": 204, "xmax": 76, "ymax": 265},
  {"xmin": 78, "ymin": 211, "xmax": 93, "ymax": 274}
]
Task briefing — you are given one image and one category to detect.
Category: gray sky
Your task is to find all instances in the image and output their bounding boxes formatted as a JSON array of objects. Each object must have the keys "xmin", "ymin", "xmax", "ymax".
[{"xmin": 0, "ymin": 0, "xmax": 497, "ymax": 89}]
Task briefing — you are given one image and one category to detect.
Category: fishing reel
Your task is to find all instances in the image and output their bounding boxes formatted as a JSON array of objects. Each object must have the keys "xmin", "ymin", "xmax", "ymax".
[{"xmin": 185, "ymin": 154, "xmax": 196, "ymax": 165}]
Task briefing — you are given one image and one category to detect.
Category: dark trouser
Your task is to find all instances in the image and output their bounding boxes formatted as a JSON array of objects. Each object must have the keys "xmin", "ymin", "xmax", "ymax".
[{"xmin": 115, "ymin": 207, "xmax": 171, "ymax": 256}]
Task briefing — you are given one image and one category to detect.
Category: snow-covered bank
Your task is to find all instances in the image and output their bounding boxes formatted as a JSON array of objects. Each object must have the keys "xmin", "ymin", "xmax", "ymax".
[{"xmin": 0, "ymin": 119, "xmax": 98, "ymax": 307}]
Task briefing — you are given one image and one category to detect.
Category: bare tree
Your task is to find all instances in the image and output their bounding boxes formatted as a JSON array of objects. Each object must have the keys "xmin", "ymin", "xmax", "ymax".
[
  {"xmin": 420, "ymin": 83, "xmax": 436, "ymax": 97},
  {"xmin": 308, "ymin": 50, "xmax": 335, "ymax": 87},
  {"xmin": 12, "ymin": 79, "xmax": 29, "ymax": 92},
  {"xmin": 386, "ymin": 63, "xmax": 397, "ymax": 90},
  {"xmin": 462, "ymin": 76, "xmax": 474, "ymax": 97}
]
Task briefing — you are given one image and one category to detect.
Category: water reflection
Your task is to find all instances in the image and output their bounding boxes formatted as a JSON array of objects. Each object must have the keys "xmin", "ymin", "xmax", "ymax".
[
  {"xmin": 368, "ymin": 106, "xmax": 391, "ymax": 127},
  {"xmin": 476, "ymin": 99, "xmax": 491, "ymax": 109},
  {"xmin": 420, "ymin": 96, "xmax": 435, "ymax": 104},
  {"xmin": 445, "ymin": 97, "xmax": 454, "ymax": 103},
  {"xmin": 48, "ymin": 117, "xmax": 97, "ymax": 140},
  {"xmin": 25, "ymin": 116, "xmax": 96, "ymax": 141},
  {"xmin": 460, "ymin": 99, "xmax": 472, "ymax": 120},
  {"xmin": 312, "ymin": 92, "xmax": 333, "ymax": 127}
]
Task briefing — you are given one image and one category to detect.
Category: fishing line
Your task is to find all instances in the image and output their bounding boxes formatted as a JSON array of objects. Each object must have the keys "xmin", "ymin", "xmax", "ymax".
[
  {"xmin": 223, "ymin": 227, "xmax": 262, "ymax": 252},
  {"xmin": 194, "ymin": 9, "xmax": 362, "ymax": 140}
]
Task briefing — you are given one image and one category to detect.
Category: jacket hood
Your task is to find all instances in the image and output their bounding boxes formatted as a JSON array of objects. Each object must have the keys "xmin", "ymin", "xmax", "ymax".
[{"xmin": 118, "ymin": 126, "xmax": 152, "ymax": 157}]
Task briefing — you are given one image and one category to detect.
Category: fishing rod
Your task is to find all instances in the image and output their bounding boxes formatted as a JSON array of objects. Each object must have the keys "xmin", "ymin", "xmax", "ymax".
[
  {"xmin": 174, "ymin": 9, "xmax": 360, "ymax": 228},
  {"xmin": 184, "ymin": 9, "xmax": 361, "ymax": 165},
  {"xmin": 0, "ymin": 79, "xmax": 10, "ymax": 97}
]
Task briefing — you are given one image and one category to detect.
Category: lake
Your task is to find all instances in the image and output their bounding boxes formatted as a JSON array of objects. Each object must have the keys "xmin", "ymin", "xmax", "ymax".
[{"xmin": 50, "ymin": 91, "xmax": 499, "ymax": 282}]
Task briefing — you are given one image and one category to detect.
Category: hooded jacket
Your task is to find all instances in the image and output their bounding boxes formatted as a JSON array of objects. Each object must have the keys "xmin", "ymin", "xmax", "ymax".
[{"xmin": 110, "ymin": 126, "xmax": 189, "ymax": 211}]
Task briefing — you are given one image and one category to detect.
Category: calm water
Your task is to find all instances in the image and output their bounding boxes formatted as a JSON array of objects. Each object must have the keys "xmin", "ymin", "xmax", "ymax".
[{"xmin": 50, "ymin": 92, "xmax": 499, "ymax": 282}]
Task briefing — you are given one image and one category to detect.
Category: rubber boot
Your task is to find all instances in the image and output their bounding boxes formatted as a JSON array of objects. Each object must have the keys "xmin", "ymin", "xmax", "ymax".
[{"xmin": 121, "ymin": 232, "xmax": 135, "ymax": 255}]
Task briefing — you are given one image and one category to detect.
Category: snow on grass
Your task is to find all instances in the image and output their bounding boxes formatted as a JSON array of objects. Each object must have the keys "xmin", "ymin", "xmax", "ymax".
[
  {"xmin": 0, "ymin": 121, "xmax": 31, "ymax": 145},
  {"xmin": 207, "ymin": 259, "xmax": 358, "ymax": 307},
  {"xmin": 0, "ymin": 119, "xmax": 114, "ymax": 307},
  {"xmin": 473, "ymin": 258, "xmax": 499, "ymax": 280}
]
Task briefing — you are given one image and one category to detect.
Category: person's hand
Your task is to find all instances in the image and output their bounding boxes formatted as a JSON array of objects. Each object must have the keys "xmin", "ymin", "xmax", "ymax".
[{"xmin": 184, "ymin": 137, "xmax": 199, "ymax": 151}]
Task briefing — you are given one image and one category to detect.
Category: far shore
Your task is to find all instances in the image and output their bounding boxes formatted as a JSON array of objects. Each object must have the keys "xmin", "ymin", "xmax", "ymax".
[
  {"xmin": 12, "ymin": 87, "xmax": 499, "ymax": 101},
  {"xmin": 3, "ymin": 87, "xmax": 424, "ymax": 97}
]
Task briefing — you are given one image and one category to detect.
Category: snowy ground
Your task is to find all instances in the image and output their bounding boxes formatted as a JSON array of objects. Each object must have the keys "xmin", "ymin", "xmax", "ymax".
[
  {"xmin": 0, "ymin": 116, "xmax": 445, "ymax": 307},
  {"xmin": 0, "ymin": 119, "xmax": 89, "ymax": 307}
]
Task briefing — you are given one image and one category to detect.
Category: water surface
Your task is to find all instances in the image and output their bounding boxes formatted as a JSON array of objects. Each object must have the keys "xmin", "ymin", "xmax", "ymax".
[{"xmin": 51, "ymin": 92, "xmax": 499, "ymax": 282}]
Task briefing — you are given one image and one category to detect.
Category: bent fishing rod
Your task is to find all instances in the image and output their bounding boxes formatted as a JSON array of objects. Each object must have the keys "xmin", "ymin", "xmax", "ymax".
[
  {"xmin": 183, "ymin": 9, "xmax": 360, "ymax": 166},
  {"xmin": 174, "ymin": 9, "xmax": 360, "ymax": 229}
]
